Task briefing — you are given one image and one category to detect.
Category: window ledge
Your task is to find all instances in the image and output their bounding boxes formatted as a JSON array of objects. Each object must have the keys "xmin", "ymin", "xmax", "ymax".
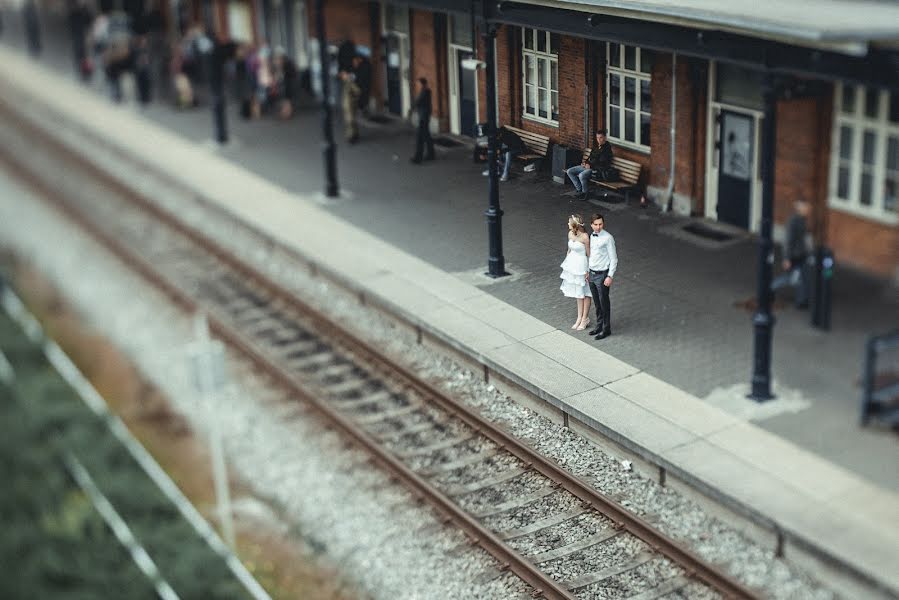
[
  {"xmin": 608, "ymin": 139, "xmax": 651, "ymax": 154},
  {"xmin": 522, "ymin": 114, "xmax": 559, "ymax": 128},
  {"xmin": 828, "ymin": 199, "xmax": 898, "ymax": 226}
]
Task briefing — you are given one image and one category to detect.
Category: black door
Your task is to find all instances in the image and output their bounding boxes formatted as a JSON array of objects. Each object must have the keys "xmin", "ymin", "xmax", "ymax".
[
  {"xmin": 717, "ymin": 110, "xmax": 753, "ymax": 229},
  {"xmin": 458, "ymin": 50, "xmax": 477, "ymax": 137},
  {"xmin": 385, "ymin": 34, "xmax": 402, "ymax": 115}
]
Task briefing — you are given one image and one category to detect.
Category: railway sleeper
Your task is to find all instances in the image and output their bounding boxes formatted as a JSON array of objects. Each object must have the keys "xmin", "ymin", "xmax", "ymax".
[
  {"xmin": 394, "ymin": 433, "xmax": 475, "ymax": 458},
  {"xmin": 417, "ymin": 449, "xmax": 499, "ymax": 477},
  {"xmin": 442, "ymin": 467, "xmax": 529, "ymax": 497},
  {"xmin": 351, "ymin": 403, "xmax": 420, "ymax": 425},
  {"xmin": 528, "ymin": 528, "xmax": 623, "ymax": 564},
  {"xmin": 563, "ymin": 550, "xmax": 655, "ymax": 590},
  {"xmin": 472, "ymin": 485, "xmax": 558, "ymax": 518},
  {"xmin": 499, "ymin": 506, "xmax": 588, "ymax": 541}
]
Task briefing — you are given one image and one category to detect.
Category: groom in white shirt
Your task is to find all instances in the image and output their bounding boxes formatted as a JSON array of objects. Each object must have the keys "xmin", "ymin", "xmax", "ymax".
[{"xmin": 586, "ymin": 213, "xmax": 617, "ymax": 340}]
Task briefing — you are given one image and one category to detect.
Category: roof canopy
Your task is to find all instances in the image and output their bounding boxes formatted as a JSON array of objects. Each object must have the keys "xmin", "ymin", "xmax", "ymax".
[{"xmin": 549, "ymin": 0, "xmax": 899, "ymax": 52}]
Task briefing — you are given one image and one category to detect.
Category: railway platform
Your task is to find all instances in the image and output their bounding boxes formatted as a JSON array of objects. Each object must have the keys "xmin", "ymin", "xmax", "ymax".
[{"xmin": 0, "ymin": 35, "xmax": 897, "ymax": 598}]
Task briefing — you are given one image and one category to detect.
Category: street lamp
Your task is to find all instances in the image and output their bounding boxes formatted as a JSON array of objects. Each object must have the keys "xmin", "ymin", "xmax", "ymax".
[
  {"xmin": 477, "ymin": 24, "xmax": 508, "ymax": 278},
  {"xmin": 315, "ymin": 0, "xmax": 339, "ymax": 197},
  {"xmin": 749, "ymin": 74, "xmax": 778, "ymax": 401}
]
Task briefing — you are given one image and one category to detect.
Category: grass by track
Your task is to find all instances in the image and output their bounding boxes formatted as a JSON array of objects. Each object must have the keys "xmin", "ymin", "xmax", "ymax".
[{"xmin": 0, "ymin": 310, "xmax": 253, "ymax": 600}]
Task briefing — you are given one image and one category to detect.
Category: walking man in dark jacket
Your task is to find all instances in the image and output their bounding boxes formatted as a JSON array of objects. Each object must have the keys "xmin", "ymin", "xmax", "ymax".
[
  {"xmin": 772, "ymin": 199, "xmax": 812, "ymax": 308},
  {"xmin": 410, "ymin": 77, "xmax": 434, "ymax": 164}
]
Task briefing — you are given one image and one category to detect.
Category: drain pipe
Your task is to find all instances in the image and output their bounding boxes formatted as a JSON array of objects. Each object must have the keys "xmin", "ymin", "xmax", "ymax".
[{"xmin": 663, "ymin": 53, "xmax": 677, "ymax": 212}]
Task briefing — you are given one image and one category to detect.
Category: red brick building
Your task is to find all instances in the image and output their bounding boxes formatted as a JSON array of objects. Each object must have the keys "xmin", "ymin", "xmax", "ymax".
[{"xmin": 215, "ymin": 0, "xmax": 899, "ymax": 281}]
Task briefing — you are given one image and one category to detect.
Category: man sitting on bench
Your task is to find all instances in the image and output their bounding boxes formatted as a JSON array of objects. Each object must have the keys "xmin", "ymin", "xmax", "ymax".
[
  {"xmin": 564, "ymin": 130, "xmax": 615, "ymax": 200},
  {"xmin": 482, "ymin": 126, "xmax": 527, "ymax": 182}
]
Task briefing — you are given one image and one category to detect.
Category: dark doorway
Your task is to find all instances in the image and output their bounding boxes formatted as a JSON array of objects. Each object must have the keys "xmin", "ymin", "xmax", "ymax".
[
  {"xmin": 457, "ymin": 50, "xmax": 477, "ymax": 137},
  {"xmin": 385, "ymin": 34, "xmax": 403, "ymax": 115},
  {"xmin": 717, "ymin": 110, "xmax": 753, "ymax": 229}
]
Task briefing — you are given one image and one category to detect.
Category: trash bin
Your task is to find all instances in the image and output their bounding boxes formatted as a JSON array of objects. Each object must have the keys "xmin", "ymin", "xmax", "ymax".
[
  {"xmin": 552, "ymin": 144, "xmax": 582, "ymax": 184},
  {"xmin": 811, "ymin": 246, "xmax": 834, "ymax": 330}
]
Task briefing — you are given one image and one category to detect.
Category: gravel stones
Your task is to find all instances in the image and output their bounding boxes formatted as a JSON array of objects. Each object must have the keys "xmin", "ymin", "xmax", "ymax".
[{"xmin": 0, "ymin": 118, "xmax": 840, "ymax": 599}]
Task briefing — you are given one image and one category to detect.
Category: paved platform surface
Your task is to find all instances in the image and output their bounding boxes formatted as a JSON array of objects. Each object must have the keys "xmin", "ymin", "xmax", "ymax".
[{"xmin": 1, "ymin": 24, "xmax": 898, "ymax": 596}]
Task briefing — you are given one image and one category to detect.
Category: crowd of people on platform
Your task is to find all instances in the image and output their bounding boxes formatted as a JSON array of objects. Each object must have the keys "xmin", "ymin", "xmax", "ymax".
[{"xmin": 56, "ymin": 0, "xmax": 305, "ymax": 120}]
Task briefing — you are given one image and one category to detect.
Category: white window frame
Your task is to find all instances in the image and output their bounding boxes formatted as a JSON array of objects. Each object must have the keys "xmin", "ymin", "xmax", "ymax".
[
  {"xmin": 828, "ymin": 83, "xmax": 899, "ymax": 225},
  {"xmin": 605, "ymin": 43, "xmax": 652, "ymax": 151},
  {"xmin": 521, "ymin": 28, "xmax": 558, "ymax": 126}
]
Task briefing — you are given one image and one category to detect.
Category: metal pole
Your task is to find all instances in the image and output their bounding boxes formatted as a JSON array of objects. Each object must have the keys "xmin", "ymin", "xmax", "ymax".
[
  {"xmin": 193, "ymin": 314, "xmax": 235, "ymax": 548},
  {"xmin": 483, "ymin": 24, "xmax": 507, "ymax": 278},
  {"xmin": 203, "ymin": 0, "xmax": 228, "ymax": 144},
  {"xmin": 749, "ymin": 75, "xmax": 777, "ymax": 401},
  {"xmin": 315, "ymin": 0, "xmax": 339, "ymax": 197}
]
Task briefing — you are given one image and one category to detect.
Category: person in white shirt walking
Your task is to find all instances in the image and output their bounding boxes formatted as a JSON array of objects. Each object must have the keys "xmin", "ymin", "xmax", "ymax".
[{"xmin": 586, "ymin": 213, "xmax": 617, "ymax": 340}]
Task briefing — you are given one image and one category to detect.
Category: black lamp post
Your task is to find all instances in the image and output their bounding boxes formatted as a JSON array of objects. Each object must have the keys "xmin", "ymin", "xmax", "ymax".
[
  {"xmin": 749, "ymin": 74, "xmax": 778, "ymax": 401},
  {"xmin": 203, "ymin": 0, "xmax": 228, "ymax": 144},
  {"xmin": 315, "ymin": 0, "xmax": 339, "ymax": 197},
  {"xmin": 483, "ymin": 24, "xmax": 507, "ymax": 278}
]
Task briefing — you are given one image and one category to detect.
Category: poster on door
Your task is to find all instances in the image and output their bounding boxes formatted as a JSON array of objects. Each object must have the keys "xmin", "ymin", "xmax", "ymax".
[{"xmin": 722, "ymin": 115, "xmax": 752, "ymax": 181}]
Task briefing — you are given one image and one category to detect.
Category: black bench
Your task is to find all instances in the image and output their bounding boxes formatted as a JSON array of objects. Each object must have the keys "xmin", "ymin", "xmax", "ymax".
[{"xmin": 861, "ymin": 330, "xmax": 899, "ymax": 427}]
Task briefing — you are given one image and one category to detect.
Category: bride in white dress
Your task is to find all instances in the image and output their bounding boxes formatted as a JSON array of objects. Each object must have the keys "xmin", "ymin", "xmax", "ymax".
[{"xmin": 559, "ymin": 214, "xmax": 592, "ymax": 330}]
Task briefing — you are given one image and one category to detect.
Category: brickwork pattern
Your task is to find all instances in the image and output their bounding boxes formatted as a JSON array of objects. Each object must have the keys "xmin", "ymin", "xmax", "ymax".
[
  {"xmin": 774, "ymin": 97, "xmax": 822, "ymax": 224},
  {"xmin": 647, "ymin": 55, "xmax": 705, "ymax": 209},
  {"xmin": 410, "ymin": 10, "xmax": 438, "ymax": 120},
  {"xmin": 827, "ymin": 210, "xmax": 899, "ymax": 277}
]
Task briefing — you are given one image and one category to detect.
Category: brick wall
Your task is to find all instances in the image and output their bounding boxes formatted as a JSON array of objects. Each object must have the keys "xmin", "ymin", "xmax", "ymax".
[
  {"xmin": 647, "ymin": 55, "xmax": 706, "ymax": 211},
  {"xmin": 410, "ymin": 10, "xmax": 436, "ymax": 119},
  {"xmin": 484, "ymin": 31, "xmax": 584, "ymax": 148},
  {"xmin": 774, "ymin": 97, "xmax": 823, "ymax": 224},
  {"xmin": 827, "ymin": 211, "xmax": 899, "ymax": 278},
  {"xmin": 305, "ymin": 0, "xmax": 374, "ymax": 48},
  {"xmin": 496, "ymin": 25, "xmax": 515, "ymax": 128}
]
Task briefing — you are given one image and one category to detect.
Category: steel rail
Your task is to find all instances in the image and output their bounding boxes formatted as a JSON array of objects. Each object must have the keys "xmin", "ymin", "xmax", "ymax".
[
  {"xmin": 0, "ymin": 107, "xmax": 575, "ymax": 600},
  {"xmin": 0, "ymin": 100, "xmax": 759, "ymax": 599}
]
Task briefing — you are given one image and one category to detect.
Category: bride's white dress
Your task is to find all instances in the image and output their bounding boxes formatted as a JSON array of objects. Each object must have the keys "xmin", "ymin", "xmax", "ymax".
[{"xmin": 560, "ymin": 239, "xmax": 590, "ymax": 298}]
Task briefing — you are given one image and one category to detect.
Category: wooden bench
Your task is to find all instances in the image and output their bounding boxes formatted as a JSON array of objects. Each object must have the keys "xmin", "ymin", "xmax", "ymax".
[
  {"xmin": 580, "ymin": 148, "xmax": 643, "ymax": 201},
  {"xmin": 505, "ymin": 125, "xmax": 550, "ymax": 164}
]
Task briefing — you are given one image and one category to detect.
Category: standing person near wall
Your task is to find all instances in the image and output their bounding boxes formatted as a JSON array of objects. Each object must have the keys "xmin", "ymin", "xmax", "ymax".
[
  {"xmin": 410, "ymin": 77, "xmax": 435, "ymax": 164},
  {"xmin": 340, "ymin": 68, "xmax": 361, "ymax": 143},
  {"xmin": 272, "ymin": 47, "xmax": 299, "ymax": 119},
  {"xmin": 352, "ymin": 53, "xmax": 372, "ymax": 117},
  {"xmin": 772, "ymin": 199, "xmax": 812, "ymax": 309},
  {"xmin": 22, "ymin": 0, "xmax": 42, "ymax": 56},
  {"xmin": 67, "ymin": 0, "xmax": 94, "ymax": 80},
  {"xmin": 133, "ymin": 35, "xmax": 152, "ymax": 105}
]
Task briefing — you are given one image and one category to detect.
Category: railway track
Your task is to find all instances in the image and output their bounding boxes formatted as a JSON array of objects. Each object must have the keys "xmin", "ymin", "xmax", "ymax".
[{"xmin": 0, "ymin": 97, "xmax": 759, "ymax": 600}]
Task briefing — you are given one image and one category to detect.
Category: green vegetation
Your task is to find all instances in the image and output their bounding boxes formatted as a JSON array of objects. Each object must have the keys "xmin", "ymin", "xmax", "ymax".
[{"xmin": 0, "ymin": 314, "xmax": 252, "ymax": 600}]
